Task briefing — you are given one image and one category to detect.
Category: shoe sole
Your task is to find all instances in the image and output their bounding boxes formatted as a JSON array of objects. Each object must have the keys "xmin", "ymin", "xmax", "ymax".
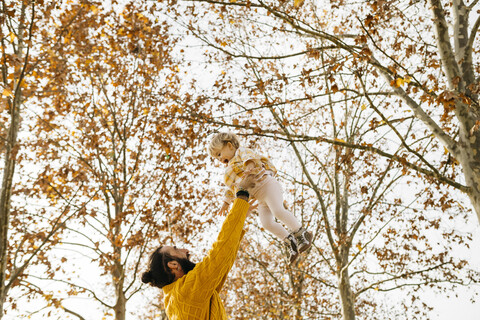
[{"xmin": 298, "ymin": 231, "xmax": 313, "ymax": 253}]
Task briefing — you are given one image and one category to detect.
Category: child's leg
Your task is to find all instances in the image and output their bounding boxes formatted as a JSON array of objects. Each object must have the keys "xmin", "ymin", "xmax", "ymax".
[
  {"xmin": 253, "ymin": 176, "xmax": 312, "ymax": 259},
  {"xmin": 258, "ymin": 201, "xmax": 300, "ymax": 264},
  {"xmin": 257, "ymin": 202, "xmax": 290, "ymax": 239},
  {"xmin": 257, "ymin": 177, "xmax": 302, "ymax": 232}
]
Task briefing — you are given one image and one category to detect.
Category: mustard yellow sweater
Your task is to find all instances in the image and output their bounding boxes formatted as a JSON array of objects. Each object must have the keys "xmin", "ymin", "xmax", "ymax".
[{"xmin": 162, "ymin": 199, "xmax": 249, "ymax": 320}]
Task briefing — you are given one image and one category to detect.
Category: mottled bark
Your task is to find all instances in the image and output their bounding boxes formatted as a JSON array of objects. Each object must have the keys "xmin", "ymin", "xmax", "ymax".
[
  {"xmin": 462, "ymin": 158, "xmax": 480, "ymax": 222},
  {"xmin": 429, "ymin": 0, "xmax": 480, "ymax": 221},
  {"xmin": 338, "ymin": 248, "xmax": 355, "ymax": 320},
  {"xmin": 113, "ymin": 263, "xmax": 126, "ymax": 320},
  {"xmin": 112, "ymin": 189, "xmax": 126, "ymax": 320}
]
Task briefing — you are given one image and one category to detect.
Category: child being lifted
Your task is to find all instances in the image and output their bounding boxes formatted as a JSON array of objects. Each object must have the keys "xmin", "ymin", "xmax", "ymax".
[{"xmin": 208, "ymin": 132, "xmax": 312, "ymax": 264}]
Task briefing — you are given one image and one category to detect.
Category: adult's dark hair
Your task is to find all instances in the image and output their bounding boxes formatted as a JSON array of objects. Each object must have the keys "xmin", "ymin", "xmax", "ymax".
[
  {"xmin": 141, "ymin": 246, "xmax": 175, "ymax": 289},
  {"xmin": 142, "ymin": 246, "xmax": 197, "ymax": 289}
]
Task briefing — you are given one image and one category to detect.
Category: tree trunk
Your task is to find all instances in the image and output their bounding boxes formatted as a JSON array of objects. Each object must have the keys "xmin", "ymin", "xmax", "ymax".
[
  {"xmin": 113, "ymin": 198, "xmax": 126, "ymax": 320},
  {"xmin": 462, "ymin": 156, "xmax": 480, "ymax": 221},
  {"xmin": 113, "ymin": 252, "xmax": 126, "ymax": 320},
  {"xmin": 452, "ymin": 0, "xmax": 480, "ymax": 221},
  {"xmin": 338, "ymin": 249, "xmax": 355, "ymax": 320},
  {"xmin": 0, "ymin": 2, "xmax": 26, "ymax": 317},
  {"xmin": 0, "ymin": 85, "xmax": 21, "ymax": 320},
  {"xmin": 114, "ymin": 289, "xmax": 126, "ymax": 320},
  {"xmin": 338, "ymin": 268, "xmax": 355, "ymax": 320},
  {"xmin": 428, "ymin": 0, "xmax": 480, "ymax": 221}
]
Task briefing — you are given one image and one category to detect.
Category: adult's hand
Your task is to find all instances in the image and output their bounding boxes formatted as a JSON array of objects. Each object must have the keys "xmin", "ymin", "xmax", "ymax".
[
  {"xmin": 246, "ymin": 199, "xmax": 258, "ymax": 218},
  {"xmin": 238, "ymin": 169, "xmax": 266, "ymax": 192},
  {"xmin": 217, "ymin": 202, "xmax": 229, "ymax": 216}
]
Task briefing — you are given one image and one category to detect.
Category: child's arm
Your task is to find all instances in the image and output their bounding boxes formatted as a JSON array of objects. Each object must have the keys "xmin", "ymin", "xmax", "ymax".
[
  {"xmin": 218, "ymin": 164, "xmax": 239, "ymax": 215},
  {"xmin": 217, "ymin": 148, "xmax": 261, "ymax": 216},
  {"xmin": 217, "ymin": 185, "xmax": 235, "ymax": 216}
]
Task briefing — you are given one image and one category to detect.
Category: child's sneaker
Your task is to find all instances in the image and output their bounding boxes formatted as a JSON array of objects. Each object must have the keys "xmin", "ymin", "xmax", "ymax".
[
  {"xmin": 284, "ymin": 234, "xmax": 299, "ymax": 264},
  {"xmin": 293, "ymin": 227, "xmax": 312, "ymax": 253}
]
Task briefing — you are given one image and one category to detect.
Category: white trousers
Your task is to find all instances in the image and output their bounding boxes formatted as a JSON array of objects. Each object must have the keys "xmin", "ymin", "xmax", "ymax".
[{"xmin": 251, "ymin": 175, "xmax": 302, "ymax": 240}]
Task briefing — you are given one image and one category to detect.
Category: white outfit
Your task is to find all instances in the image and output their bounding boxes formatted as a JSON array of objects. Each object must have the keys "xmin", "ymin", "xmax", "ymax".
[
  {"xmin": 222, "ymin": 147, "xmax": 302, "ymax": 240},
  {"xmin": 250, "ymin": 174, "xmax": 302, "ymax": 239}
]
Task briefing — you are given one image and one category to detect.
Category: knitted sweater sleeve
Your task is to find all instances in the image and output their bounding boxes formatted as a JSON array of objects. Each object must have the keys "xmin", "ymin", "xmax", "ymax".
[
  {"xmin": 178, "ymin": 198, "xmax": 249, "ymax": 301},
  {"xmin": 214, "ymin": 229, "xmax": 246, "ymax": 293}
]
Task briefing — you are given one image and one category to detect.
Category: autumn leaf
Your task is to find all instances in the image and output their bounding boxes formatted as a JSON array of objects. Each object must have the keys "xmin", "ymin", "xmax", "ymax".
[
  {"xmin": 1, "ymin": 87, "xmax": 13, "ymax": 97},
  {"xmin": 8, "ymin": 32, "xmax": 16, "ymax": 43},
  {"xmin": 90, "ymin": 4, "xmax": 99, "ymax": 14},
  {"xmin": 294, "ymin": 0, "xmax": 305, "ymax": 8}
]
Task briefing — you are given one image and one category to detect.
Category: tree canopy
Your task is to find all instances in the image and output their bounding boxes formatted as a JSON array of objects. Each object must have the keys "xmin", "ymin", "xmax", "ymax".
[{"xmin": 1, "ymin": 0, "xmax": 479, "ymax": 319}]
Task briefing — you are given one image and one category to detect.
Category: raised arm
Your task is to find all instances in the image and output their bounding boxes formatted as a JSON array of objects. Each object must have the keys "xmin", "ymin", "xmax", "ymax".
[
  {"xmin": 179, "ymin": 197, "xmax": 247, "ymax": 301},
  {"xmin": 179, "ymin": 173, "xmax": 259, "ymax": 301}
]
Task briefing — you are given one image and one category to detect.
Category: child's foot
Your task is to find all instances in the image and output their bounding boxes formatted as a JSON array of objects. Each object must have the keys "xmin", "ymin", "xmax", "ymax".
[
  {"xmin": 284, "ymin": 234, "xmax": 299, "ymax": 264},
  {"xmin": 293, "ymin": 227, "xmax": 312, "ymax": 253}
]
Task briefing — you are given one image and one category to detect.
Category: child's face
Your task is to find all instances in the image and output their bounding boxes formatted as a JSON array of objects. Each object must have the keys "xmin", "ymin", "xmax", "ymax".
[{"xmin": 213, "ymin": 142, "xmax": 236, "ymax": 166}]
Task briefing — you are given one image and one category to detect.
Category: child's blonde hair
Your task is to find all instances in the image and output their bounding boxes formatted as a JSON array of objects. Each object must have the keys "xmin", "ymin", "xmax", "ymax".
[{"xmin": 208, "ymin": 132, "xmax": 240, "ymax": 157}]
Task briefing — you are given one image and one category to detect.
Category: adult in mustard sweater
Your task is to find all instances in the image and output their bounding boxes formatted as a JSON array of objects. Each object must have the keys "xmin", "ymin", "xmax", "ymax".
[{"xmin": 141, "ymin": 172, "xmax": 261, "ymax": 319}]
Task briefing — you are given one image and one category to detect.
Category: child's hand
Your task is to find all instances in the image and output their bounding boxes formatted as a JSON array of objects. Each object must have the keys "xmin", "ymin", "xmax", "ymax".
[{"xmin": 217, "ymin": 202, "xmax": 229, "ymax": 216}]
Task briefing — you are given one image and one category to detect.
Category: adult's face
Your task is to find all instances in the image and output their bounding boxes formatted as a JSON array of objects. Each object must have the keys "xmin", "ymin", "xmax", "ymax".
[
  {"xmin": 160, "ymin": 246, "xmax": 196, "ymax": 280},
  {"xmin": 160, "ymin": 246, "xmax": 190, "ymax": 260}
]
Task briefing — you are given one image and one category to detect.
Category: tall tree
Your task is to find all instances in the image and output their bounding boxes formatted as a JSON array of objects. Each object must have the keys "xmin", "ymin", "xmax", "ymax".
[
  {"xmin": 0, "ymin": 1, "xmax": 88, "ymax": 318},
  {"xmin": 0, "ymin": 2, "xmax": 31, "ymax": 315},
  {"xmin": 174, "ymin": 0, "xmax": 480, "ymax": 220},
  {"xmin": 13, "ymin": 1, "xmax": 210, "ymax": 319},
  {"xmin": 217, "ymin": 87, "xmax": 476, "ymax": 319},
  {"xmin": 163, "ymin": 0, "xmax": 480, "ymax": 318}
]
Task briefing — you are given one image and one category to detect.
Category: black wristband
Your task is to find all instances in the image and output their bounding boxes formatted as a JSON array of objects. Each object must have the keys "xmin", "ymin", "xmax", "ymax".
[{"xmin": 236, "ymin": 190, "xmax": 250, "ymax": 198}]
